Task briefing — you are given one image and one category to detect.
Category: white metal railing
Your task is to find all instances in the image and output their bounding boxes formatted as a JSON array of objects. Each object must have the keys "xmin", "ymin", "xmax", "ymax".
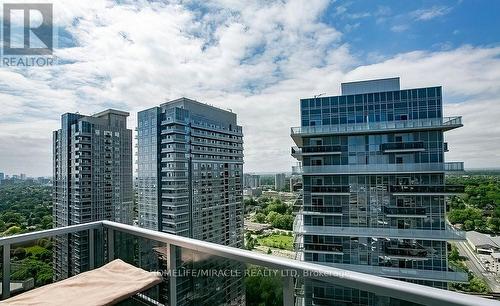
[
  {"xmin": 292, "ymin": 162, "xmax": 464, "ymax": 175},
  {"xmin": 0, "ymin": 221, "xmax": 496, "ymax": 306},
  {"xmin": 291, "ymin": 116, "xmax": 463, "ymax": 136}
]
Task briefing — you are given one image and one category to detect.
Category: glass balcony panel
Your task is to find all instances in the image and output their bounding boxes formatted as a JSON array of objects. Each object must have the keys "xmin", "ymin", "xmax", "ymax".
[
  {"xmin": 390, "ymin": 185, "xmax": 465, "ymax": 194},
  {"xmin": 302, "ymin": 278, "xmax": 422, "ymax": 306},
  {"xmin": 319, "ymin": 263, "xmax": 468, "ymax": 283},
  {"xmin": 293, "ymin": 163, "xmax": 465, "ymax": 174},
  {"xmin": 305, "ymin": 185, "xmax": 350, "ymax": 193},
  {"xmin": 380, "ymin": 141, "xmax": 425, "ymax": 153},
  {"xmin": 0, "ymin": 222, "xmax": 494, "ymax": 306},
  {"xmin": 383, "ymin": 206, "xmax": 427, "ymax": 217},
  {"xmin": 291, "ymin": 116, "xmax": 463, "ymax": 137},
  {"xmin": 110, "ymin": 231, "xmax": 166, "ymax": 304},
  {"xmin": 294, "ymin": 216, "xmax": 465, "ymax": 240},
  {"xmin": 295, "ymin": 206, "xmax": 343, "ymax": 215},
  {"xmin": 444, "ymin": 162, "xmax": 464, "ymax": 171}
]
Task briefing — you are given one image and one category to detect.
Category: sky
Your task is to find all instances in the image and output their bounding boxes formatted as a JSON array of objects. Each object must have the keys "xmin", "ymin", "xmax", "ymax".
[{"xmin": 0, "ymin": 0, "xmax": 499, "ymax": 177}]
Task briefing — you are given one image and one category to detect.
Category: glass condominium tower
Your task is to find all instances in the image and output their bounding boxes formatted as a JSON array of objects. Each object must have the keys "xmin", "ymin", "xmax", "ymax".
[
  {"xmin": 291, "ymin": 78, "xmax": 466, "ymax": 305},
  {"xmin": 52, "ymin": 109, "xmax": 133, "ymax": 280},
  {"xmin": 137, "ymin": 97, "xmax": 244, "ymax": 305}
]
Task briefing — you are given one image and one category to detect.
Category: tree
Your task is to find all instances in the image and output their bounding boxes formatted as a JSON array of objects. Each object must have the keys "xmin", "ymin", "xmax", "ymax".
[
  {"xmin": 463, "ymin": 220, "xmax": 475, "ymax": 231},
  {"xmin": 271, "ymin": 214, "xmax": 294, "ymax": 230},
  {"xmin": 246, "ymin": 237, "xmax": 256, "ymax": 250},
  {"xmin": 468, "ymin": 275, "xmax": 489, "ymax": 293},
  {"xmin": 11, "ymin": 258, "xmax": 53, "ymax": 286},
  {"xmin": 13, "ymin": 247, "xmax": 26, "ymax": 260},
  {"xmin": 264, "ymin": 200, "xmax": 288, "ymax": 215},
  {"xmin": 26, "ymin": 245, "xmax": 52, "ymax": 261},
  {"xmin": 245, "ymin": 266, "xmax": 283, "ymax": 306},
  {"xmin": 449, "ymin": 245, "xmax": 460, "ymax": 262},
  {"xmin": 266, "ymin": 211, "xmax": 279, "ymax": 224},
  {"xmin": 41, "ymin": 215, "xmax": 52, "ymax": 229},
  {"xmin": 254, "ymin": 213, "xmax": 267, "ymax": 223},
  {"xmin": 3, "ymin": 225, "xmax": 22, "ymax": 236},
  {"xmin": 244, "ymin": 198, "xmax": 258, "ymax": 207}
]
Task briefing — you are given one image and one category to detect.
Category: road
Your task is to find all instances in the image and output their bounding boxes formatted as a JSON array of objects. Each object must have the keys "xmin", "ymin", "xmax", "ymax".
[{"xmin": 456, "ymin": 241, "xmax": 500, "ymax": 292}]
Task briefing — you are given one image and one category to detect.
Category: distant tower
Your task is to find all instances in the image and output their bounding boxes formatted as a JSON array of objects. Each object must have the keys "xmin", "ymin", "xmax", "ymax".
[
  {"xmin": 52, "ymin": 109, "xmax": 133, "ymax": 280},
  {"xmin": 275, "ymin": 173, "xmax": 286, "ymax": 191},
  {"xmin": 137, "ymin": 98, "xmax": 245, "ymax": 305}
]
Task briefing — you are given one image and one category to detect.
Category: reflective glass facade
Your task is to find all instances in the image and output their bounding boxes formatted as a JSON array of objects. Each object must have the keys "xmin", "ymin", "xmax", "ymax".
[
  {"xmin": 291, "ymin": 78, "xmax": 465, "ymax": 305},
  {"xmin": 137, "ymin": 98, "xmax": 244, "ymax": 305}
]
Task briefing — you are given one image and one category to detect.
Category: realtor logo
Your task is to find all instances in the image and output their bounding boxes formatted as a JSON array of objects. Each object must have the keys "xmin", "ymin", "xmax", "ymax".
[{"xmin": 1, "ymin": 3, "xmax": 54, "ymax": 66}]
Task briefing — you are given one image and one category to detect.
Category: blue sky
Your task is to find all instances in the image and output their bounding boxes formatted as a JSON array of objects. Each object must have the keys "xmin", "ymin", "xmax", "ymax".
[
  {"xmin": 0, "ymin": 0, "xmax": 499, "ymax": 176},
  {"xmin": 324, "ymin": 0, "xmax": 500, "ymax": 59}
]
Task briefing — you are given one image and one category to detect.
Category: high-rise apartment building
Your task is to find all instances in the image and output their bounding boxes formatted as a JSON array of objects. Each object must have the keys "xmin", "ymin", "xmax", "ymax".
[
  {"xmin": 52, "ymin": 109, "xmax": 133, "ymax": 280},
  {"xmin": 244, "ymin": 173, "xmax": 260, "ymax": 188},
  {"xmin": 275, "ymin": 173, "xmax": 286, "ymax": 191},
  {"xmin": 291, "ymin": 78, "xmax": 467, "ymax": 305},
  {"xmin": 137, "ymin": 97, "xmax": 244, "ymax": 305}
]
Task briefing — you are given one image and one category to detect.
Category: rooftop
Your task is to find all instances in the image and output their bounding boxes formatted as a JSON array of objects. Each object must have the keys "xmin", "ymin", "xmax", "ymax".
[
  {"xmin": 341, "ymin": 77, "xmax": 401, "ymax": 95},
  {"xmin": 466, "ymin": 230, "xmax": 500, "ymax": 249},
  {"xmin": 92, "ymin": 109, "xmax": 130, "ymax": 118},
  {"xmin": 491, "ymin": 253, "xmax": 500, "ymax": 259}
]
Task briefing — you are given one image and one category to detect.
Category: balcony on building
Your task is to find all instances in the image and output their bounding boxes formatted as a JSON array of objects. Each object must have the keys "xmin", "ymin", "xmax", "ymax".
[
  {"xmin": 383, "ymin": 241, "xmax": 429, "ymax": 260},
  {"xmin": 389, "ymin": 185, "xmax": 465, "ymax": 195},
  {"xmin": 383, "ymin": 206, "xmax": 427, "ymax": 218},
  {"xmin": 292, "ymin": 162, "xmax": 465, "ymax": 175},
  {"xmin": 304, "ymin": 185, "xmax": 351, "ymax": 196},
  {"xmin": 291, "ymin": 145, "xmax": 342, "ymax": 160},
  {"xmin": 295, "ymin": 242, "xmax": 344, "ymax": 255},
  {"xmin": 380, "ymin": 141, "xmax": 425, "ymax": 153},
  {"xmin": 0, "ymin": 221, "xmax": 493, "ymax": 306},
  {"xmin": 291, "ymin": 116, "xmax": 463, "ymax": 146},
  {"xmin": 294, "ymin": 215, "xmax": 465, "ymax": 241},
  {"xmin": 294, "ymin": 205, "xmax": 344, "ymax": 216},
  {"xmin": 190, "ymin": 121, "xmax": 243, "ymax": 137},
  {"xmin": 321, "ymin": 262, "xmax": 468, "ymax": 283}
]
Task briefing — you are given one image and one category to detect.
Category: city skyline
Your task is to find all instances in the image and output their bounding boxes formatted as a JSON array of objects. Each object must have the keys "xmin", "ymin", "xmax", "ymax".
[
  {"xmin": 0, "ymin": 1, "xmax": 499, "ymax": 305},
  {"xmin": 1, "ymin": 1, "xmax": 500, "ymax": 177}
]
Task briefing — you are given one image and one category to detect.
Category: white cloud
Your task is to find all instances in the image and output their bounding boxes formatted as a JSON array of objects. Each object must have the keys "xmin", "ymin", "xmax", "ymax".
[
  {"xmin": 411, "ymin": 5, "xmax": 452, "ymax": 21},
  {"xmin": 0, "ymin": 0, "xmax": 499, "ymax": 176},
  {"xmin": 390, "ymin": 24, "xmax": 408, "ymax": 33}
]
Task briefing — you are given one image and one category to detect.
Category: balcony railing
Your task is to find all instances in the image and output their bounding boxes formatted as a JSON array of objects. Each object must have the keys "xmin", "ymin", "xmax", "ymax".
[
  {"xmin": 306, "ymin": 185, "xmax": 351, "ymax": 193},
  {"xmin": 190, "ymin": 122, "xmax": 243, "ymax": 136},
  {"xmin": 389, "ymin": 185, "xmax": 465, "ymax": 194},
  {"xmin": 294, "ymin": 216, "xmax": 465, "ymax": 241},
  {"xmin": 291, "ymin": 116, "xmax": 463, "ymax": 138},
  {"xmin": 295, "ymin": 243, "xmax": 344, "ymax": 254},
  {"xmin": 292, "ymin": 162, "xmax": 464, "ymax": 175},
  {"xmin": 384, "ymin": 243, "xmax": 428, "ymax": 258},
  {"xmin": 291, "ymin": 145, "xmax": 342, "ymax": 155},
  {"xmin": 320, "ymin": 262, "xmax": 468, "ymax": 283},
  {"xmin": 0, "ymin": 221, "xmax": 494, "ymax": 306},
  {"xmin": 380, "ymin": 141, "xmax": 425, "ymax": 153},
  {"xmin": 383, "ymin": 206, "xmax": 427, "ymax": 216},
  {"xmin": 293, "ymin": 206, "xmax": 344, "ymax": 216},
  {"xmin": 444, "ymin": 162, "xmax": 465, "ymax": 171}
]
